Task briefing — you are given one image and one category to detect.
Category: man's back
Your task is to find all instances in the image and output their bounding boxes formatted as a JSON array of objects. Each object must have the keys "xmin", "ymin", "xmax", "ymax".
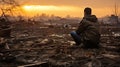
[
  {"xmin": 76, "ymin": 15, "xmax": 100, "ymax": 48},
  {"xmin": 70, "ymin": 7, "xmax": 100, "ymax": 48}
]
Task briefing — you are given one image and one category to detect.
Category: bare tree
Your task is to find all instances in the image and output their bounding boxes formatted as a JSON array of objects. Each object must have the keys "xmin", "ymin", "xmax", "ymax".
[
  {"xmin": 0, "ymin": 0, "xmax": 20, "ymax": 19},
  {"xmin": 114, "ymin": 3, "xmax": 118, "ymax": 16},
  {"xmin": 0, "ymin": 0, "xmax": 21, "ymax": 38}
]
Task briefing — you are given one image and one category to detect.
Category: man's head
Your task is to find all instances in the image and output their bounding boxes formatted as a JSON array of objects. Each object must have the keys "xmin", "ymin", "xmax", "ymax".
[{"xmin": 84, "ymin": 7, "xmax": 92, "ymax": 17}]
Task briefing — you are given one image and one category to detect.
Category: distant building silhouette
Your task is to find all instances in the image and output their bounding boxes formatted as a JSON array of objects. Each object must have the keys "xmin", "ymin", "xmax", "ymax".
[{"xmin": 108, "ymin": 14, "xmax": 119, "ymax": 24}]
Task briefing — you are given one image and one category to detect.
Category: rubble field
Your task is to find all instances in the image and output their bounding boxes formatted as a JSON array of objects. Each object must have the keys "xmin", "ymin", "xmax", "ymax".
[{"xmin": 0, "ymin": 22, "xmax": 120, "ymax": 67}]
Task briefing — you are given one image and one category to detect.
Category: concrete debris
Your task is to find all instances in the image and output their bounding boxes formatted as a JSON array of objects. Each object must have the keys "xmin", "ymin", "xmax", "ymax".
[
  {"xmin": 40, "ymin": 39, "xmax": 53, "ymax": 45},
  {"xmin": 49, "ymin": 34, "xmax": 64, "ymax": 38}
]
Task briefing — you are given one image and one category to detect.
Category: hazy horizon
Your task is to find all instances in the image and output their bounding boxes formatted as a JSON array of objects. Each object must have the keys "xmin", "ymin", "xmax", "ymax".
[{"xmin": 1, "ymin": 0, "xmax": 120, "ymax": 18}]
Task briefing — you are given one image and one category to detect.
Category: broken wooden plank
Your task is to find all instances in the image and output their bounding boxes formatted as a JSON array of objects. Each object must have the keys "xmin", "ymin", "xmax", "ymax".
[
  {"xmin": 0, "ymin": 47, "xmax": 55, "ymax": 53},
  {"xmin": 18, "ymin": 62, "xmax": 49, "ymax": 67},
  {"xmin": 102, "ymin": 45, "xmax": 119, "ymax": 52},
  {"xmin": 13, "ymin": 36, "xmax": 42, "ymax": 42}
]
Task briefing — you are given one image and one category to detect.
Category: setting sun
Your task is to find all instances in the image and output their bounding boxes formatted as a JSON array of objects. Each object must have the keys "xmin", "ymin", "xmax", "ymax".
[
  {"xmin": 22, "ymin": 5, "xmax": 82, "ymax": 17},
  {"xmin": 23, "ymin": 5, "xmax": 79, "ymax": 11},
  {"xmin": 21, "ymin": 4, "xmax": 120, "ymax": 18}
]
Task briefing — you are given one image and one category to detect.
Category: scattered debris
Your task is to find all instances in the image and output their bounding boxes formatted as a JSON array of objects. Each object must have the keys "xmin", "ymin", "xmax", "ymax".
[{"xmin": 0, "ymin": 20, "xmax": 120, "ymax": 67}]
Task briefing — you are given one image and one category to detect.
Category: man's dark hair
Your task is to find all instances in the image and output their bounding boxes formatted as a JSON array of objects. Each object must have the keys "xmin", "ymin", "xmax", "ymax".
[{"xmin": 84, "ymin": 7, "xmax": 91, "ymax": 15}]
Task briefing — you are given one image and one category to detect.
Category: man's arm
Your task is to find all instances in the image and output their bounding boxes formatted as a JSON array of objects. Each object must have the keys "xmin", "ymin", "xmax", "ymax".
[{"xmin": 76, "ymin": 19, "xmax": 90, "ymax": 35}]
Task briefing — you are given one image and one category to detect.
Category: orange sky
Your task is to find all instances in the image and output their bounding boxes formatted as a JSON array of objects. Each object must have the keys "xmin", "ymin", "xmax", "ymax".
[
  {"xmin": 3, "ymin": 0, "xmax": 120, "ymax": 18},
  {"xmin": 22, "ymin": 5, "xmax": 118, "ymax": 18}
]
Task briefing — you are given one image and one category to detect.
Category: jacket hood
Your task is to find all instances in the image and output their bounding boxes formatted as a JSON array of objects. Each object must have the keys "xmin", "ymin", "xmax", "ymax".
[{"xmin": 83, "ymin": 15, "xmax": 98, "ymax": 22}]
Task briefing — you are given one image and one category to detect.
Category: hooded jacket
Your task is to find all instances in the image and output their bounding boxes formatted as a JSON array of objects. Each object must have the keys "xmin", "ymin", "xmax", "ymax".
[{"xmin": 76, "ymin": 15, "xmax": 100, "ymax": 44}]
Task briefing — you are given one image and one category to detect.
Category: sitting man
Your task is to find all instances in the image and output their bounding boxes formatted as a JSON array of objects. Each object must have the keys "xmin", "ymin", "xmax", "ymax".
[{"xmin": 70, "ymin": 7, "xmax": 100, "ymax": 48}]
